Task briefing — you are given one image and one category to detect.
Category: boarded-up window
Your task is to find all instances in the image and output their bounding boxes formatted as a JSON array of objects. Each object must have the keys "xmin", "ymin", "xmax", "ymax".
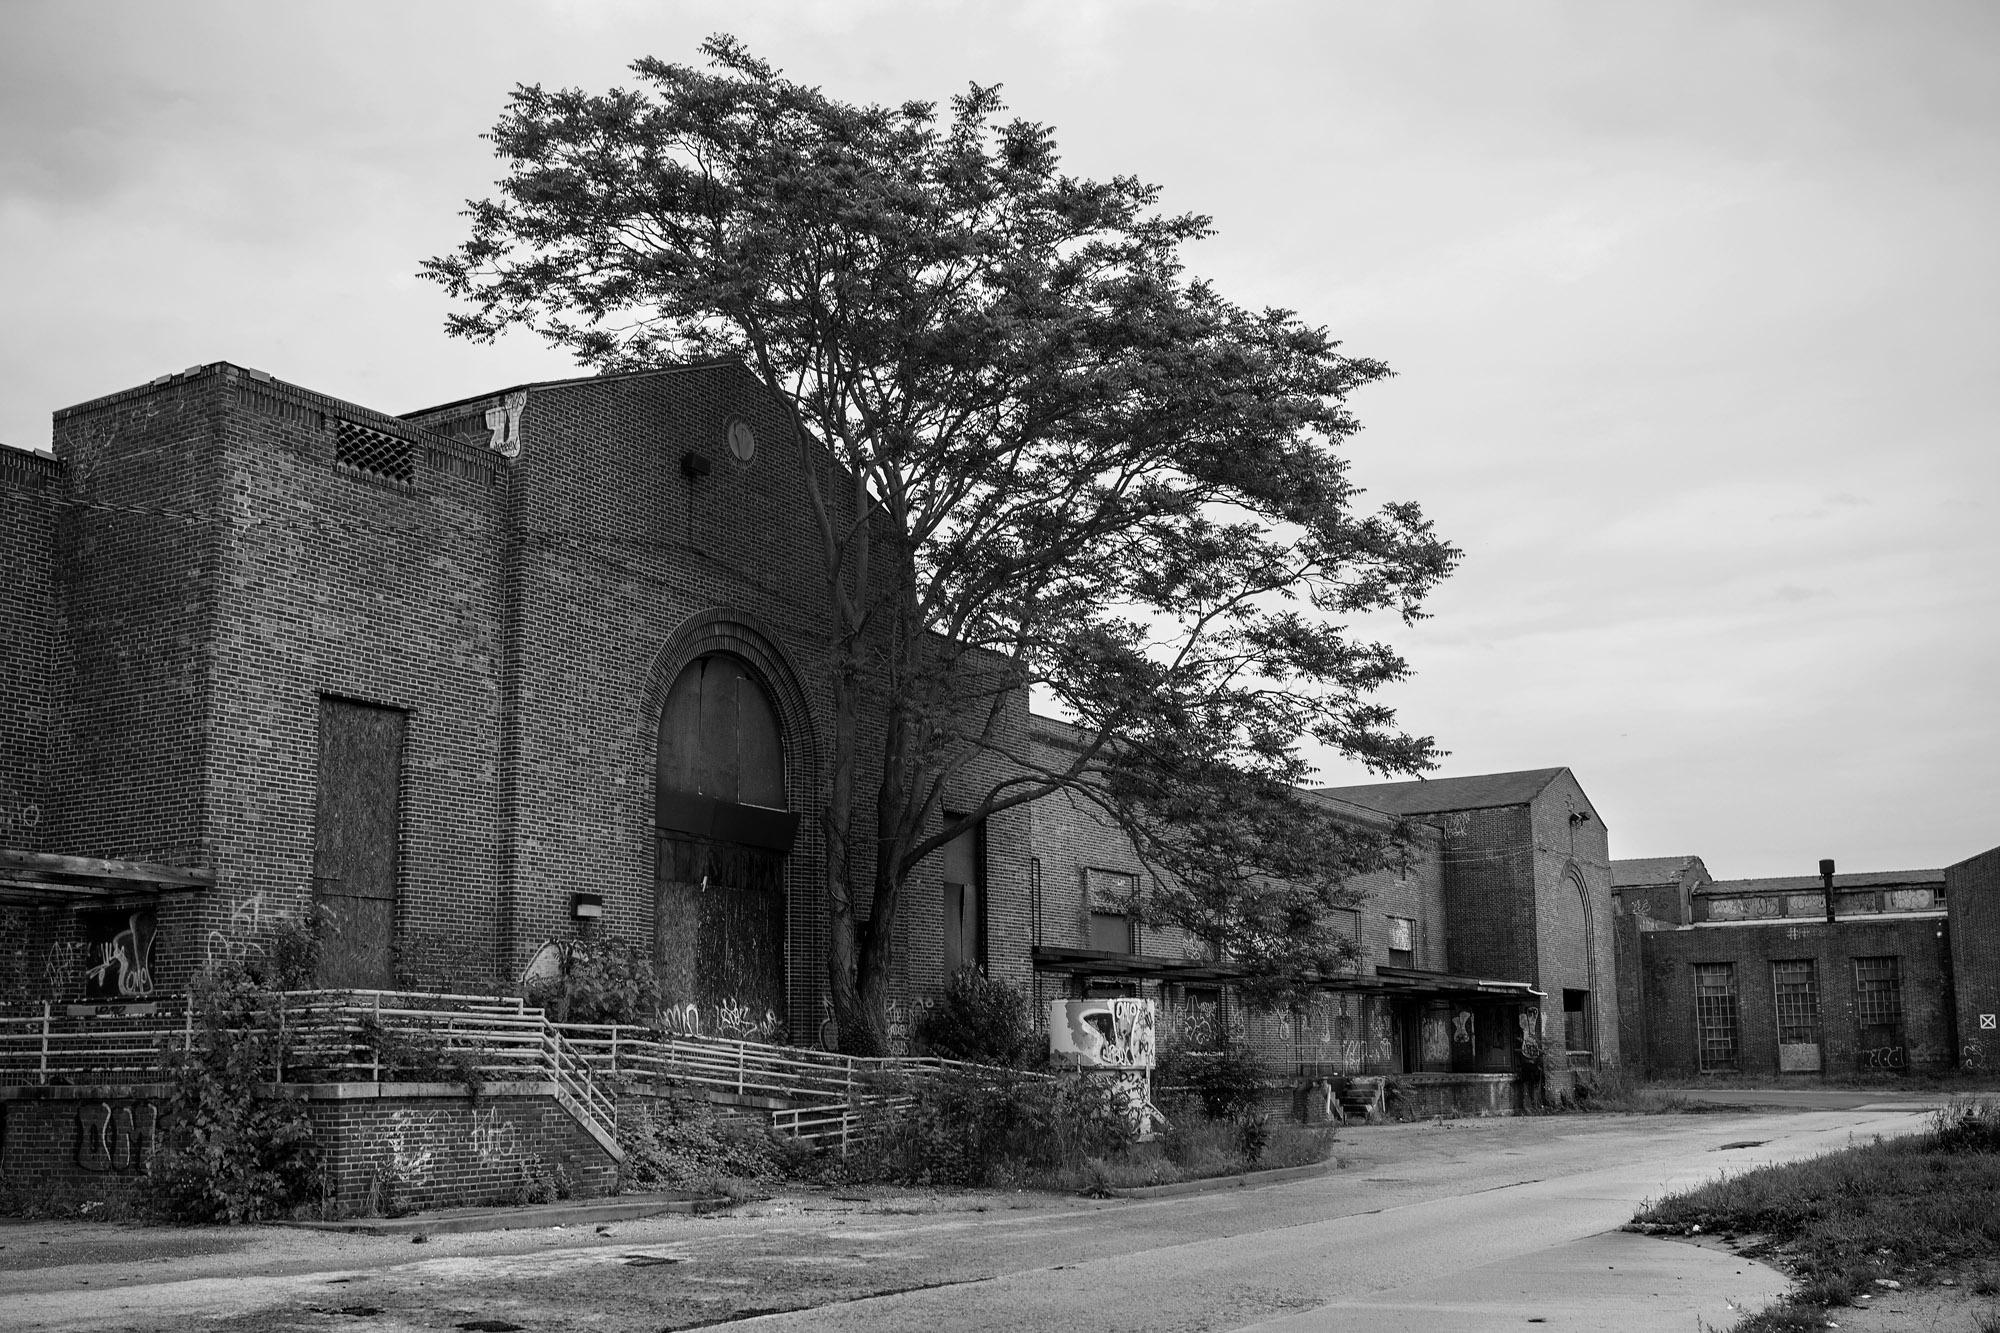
[
  {"xmin": 314, "ymin": 698, "xmax": 405, "ymax": 989},
  {"xmin": 940, "ymin": 819, "xmax": 983, "ymax": 976},
  {"xmin": 1387, "ymin": 915, "xmax": 1416, "ymax": 967},
  {"xmin": 658, "ymin": 655, "xmax": 784, "ymax": 807},
  {"xmin": 1082, "ymin": 868, "xmax": 1138, "ymax": 954}
]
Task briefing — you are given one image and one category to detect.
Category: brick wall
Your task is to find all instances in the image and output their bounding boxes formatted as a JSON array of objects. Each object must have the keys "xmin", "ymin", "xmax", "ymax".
[
  {"xmin": 1946, "ymin": 845, "xmax": 2000, "ymax": 1073},
  {"xmin": 0, "ymin": 1082, "xmax": 617, "ymax": 1216},
  {"xmin": 200, "ymin": 370, "xmax": 510, "ymax": 994},
  {"xmin": 1434, "ymin": 805, "xmax": 1539, "ymax": 983},
  {"xmin": 1528, "ymin": 772, "xmax": 1619, "ymax": 1069},
  {"xmin": 1637, "ymin": 916, "xmax": 1955, "ymax": 1077},
  {"xmin": 0, "ymin": 446, "xmax": 61, "ymax": 857},
  {"xmin": 307, "ymin": 1085, "xmax": 617, "ymax": 1214}
]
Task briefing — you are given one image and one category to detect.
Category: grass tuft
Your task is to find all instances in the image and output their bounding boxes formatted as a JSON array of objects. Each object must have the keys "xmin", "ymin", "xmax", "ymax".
[{"xmin": 1634, "ymin": 1096, "xmax": 2000, "ymax": 1331}]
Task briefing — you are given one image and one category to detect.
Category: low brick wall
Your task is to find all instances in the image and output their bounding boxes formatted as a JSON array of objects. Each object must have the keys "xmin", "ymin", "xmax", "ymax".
[
  {"xmin": 1385, "ymin": 1073, "xmax": 1518, "ymax": 1118},
  {"xmin": 305, "ymin": 1082, "xmax": 619, "ymax": 1215},
  {"xmin": 0, "ymin": 1081, "xmax": 619, "ymax": 1217}
]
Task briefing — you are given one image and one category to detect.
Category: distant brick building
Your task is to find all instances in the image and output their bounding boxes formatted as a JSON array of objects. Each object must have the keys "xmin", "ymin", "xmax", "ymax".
[{"xmin": 1612, "ymin": 860, "xmax": 1963, "ymax": 1077}]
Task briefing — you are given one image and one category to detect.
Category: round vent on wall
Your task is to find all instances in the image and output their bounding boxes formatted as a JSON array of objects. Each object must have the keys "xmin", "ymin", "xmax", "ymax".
[{"xmin": 726, "ymin": 418, "xmax": 757, "ymax": 464}]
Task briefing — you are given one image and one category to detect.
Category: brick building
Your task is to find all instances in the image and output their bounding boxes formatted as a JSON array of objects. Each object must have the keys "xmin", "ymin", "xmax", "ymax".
[
  {"xmin": 1315, "ymin": 767, "xmax": 1618, "ymax": 1093},
  {"xmin": 0, "ymin": 358, "xmax": 1034, "ymax": 1046}
]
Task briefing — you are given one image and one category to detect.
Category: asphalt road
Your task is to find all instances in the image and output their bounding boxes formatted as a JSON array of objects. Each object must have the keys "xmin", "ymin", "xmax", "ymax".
[{"xmin": 0, "ymin": 1106, "xmax": 1931, "ymax": 1333}]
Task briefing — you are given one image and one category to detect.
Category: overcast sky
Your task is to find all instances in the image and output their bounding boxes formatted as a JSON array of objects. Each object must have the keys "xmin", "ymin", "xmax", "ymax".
[{"xmin": 3, "ymin": 0, "xmax": 1994, "ymax": 879}]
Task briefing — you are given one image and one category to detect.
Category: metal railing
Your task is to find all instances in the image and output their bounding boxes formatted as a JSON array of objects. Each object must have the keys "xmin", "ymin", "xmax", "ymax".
[{"xmin": 0, "ymin": 990, "xmax": 622, "ymax": 1159}]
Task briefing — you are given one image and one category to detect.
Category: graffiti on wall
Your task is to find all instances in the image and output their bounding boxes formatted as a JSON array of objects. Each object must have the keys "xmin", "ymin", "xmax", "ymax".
[
  {"xmin": 1421, "ymin": 1012, "xmax": 1452, "ymax": 1063},
  {"xmin": 205, "ymin": 891, "xmax": 268, "ymax": 964},
  {"xmin": 1452, "ymin": 1010, "xmax": 1475, "ymax": 1046},
  {"xmin": 1518, "ymin": 1009, "xmax": 1543, "ymax": 1062},
  {"xmin": 82, "ymin": 909, "xmax": 157, "ymax": 999},
  {"xmin": 1860, "ymin": 1045, "xmax": 1907, "ymax": 1071},
  {"xmin": 656, "ymin": 999, "xmax": 784, "ymax": 1043},
  {"xmin": 1049, "ymin": 999, "xmax": 1157, "ymax": 1069},
  {"xmin": 75, "ymin": 1101, "xmax": 160, "ymax": 1174}
]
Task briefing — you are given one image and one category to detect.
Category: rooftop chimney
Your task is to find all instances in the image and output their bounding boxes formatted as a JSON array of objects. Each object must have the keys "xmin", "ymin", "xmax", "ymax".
[{"xmin": 1820, "ymin": 858, "xmax": 1837, "ymax": 923}]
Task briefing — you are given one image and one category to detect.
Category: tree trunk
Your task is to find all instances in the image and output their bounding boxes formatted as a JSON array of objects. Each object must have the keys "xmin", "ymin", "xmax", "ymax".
[
  {"xmin": 855, "ymin": 697, "xmax": 918, "ymax": 1054},
  {"xmin": 823, "ymin": 652, "xmax": 885, "ymax": 1055}
]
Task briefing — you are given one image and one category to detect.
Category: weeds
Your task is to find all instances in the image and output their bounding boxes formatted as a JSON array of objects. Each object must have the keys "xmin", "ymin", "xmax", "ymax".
[{"xmin": 1634, "ymin": 1095, "xmax": 2000, "ymax": 1331}]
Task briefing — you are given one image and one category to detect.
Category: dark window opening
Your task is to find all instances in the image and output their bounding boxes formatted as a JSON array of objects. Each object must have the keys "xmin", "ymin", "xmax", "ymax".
[
  {"xmin": 1562, "ymin": 988, "xmax": 1591, "ymax": 1057},
  {"xmin": 940, "ymin": 816, "xmax": 984, "ymax": 976}
]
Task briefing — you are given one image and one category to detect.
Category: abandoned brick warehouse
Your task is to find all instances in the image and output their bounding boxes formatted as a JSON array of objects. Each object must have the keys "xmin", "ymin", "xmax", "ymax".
[{"xmin": 1, "ymin": 359, "xmax": 1994, "ymax": 1207}]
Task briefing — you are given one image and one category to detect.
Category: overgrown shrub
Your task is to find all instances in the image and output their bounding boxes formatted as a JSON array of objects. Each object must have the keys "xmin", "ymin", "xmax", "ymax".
[
  {"xmin": 145, "ymin": 968, "xmax": 323, "ymax": 1224},
  {"xmin": 912, "ymin": 968, "xmax": 1032, "ymax": 1066},
  {"xmin": 619, "ymin": 1098, "xmax": 814, "ymax": 1192},
  {"xmin": 882, "ymin": 1068, "xmax": 1133, "ymax": 1187},
  {"xmin": 526, "ymin": 938, "xmax": 661, "ymax": 1026},
  {"xmin": 1156, "ymin": 1042, "xmax": 1263, "ymax": 1122}
]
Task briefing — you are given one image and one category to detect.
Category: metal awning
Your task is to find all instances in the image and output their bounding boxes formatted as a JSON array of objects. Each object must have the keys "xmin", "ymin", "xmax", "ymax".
[
  {"xmin": 1373, "ymin": 965, "xmax": 1544, "ymax": 999},
  {"xmin": 1031, "ymin": 946, "xmax": 1245, "ymax": 984},
  {"xmin": 0, "ymin": 849, "xmax": 214, "ymax": 906},
  {"xmin": 1030, "ymin": 948, "xmax": 1540, "ymax": 1000}
]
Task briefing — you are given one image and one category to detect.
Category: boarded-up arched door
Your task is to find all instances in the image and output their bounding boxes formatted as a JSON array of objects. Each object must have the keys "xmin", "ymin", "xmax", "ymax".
[{"xmin": 654, "ymin": 655, "xmax": 797, "ymax": 1029}]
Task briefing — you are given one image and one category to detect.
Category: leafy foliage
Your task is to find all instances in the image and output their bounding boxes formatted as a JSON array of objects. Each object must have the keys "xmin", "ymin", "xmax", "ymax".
[
  {"xmin": 1155, "ymin": 1041, "xmax": 1265, "ymax": 1122},
  {"xmin": 619, "ymin": 1098, "xmax": 814, "ymax": 1191},
  {"xmin": 882, "ymin": 1068, "xmax": 1133, "ymax": 1187},
  {"xmin": 912, "ymin": 968, "xmax": 1033, "ymax": 1066},
  {"xmin": 426, "ymin": 37, "xmax": 1458, "ymax": 1047},
  {"xmin": 525, "ymin": 938, "xmax": 662, "ymax": 1026},
  {"xmin": 145, "ymin": 968, "xmax": 323, "ymax": 1224}
]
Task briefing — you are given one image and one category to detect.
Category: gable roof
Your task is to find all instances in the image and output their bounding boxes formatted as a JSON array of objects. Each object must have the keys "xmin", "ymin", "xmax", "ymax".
[
  {"xmin": 1314, "ymin": 767, "xmax": 1570, "ymax": 816},
  {"xmin": 1613, "ymin": 855, "xmax": 1705, "ymax": 888}
]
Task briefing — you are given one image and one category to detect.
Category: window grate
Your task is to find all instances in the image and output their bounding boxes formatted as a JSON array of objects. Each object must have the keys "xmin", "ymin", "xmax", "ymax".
[
  {"xmin": 1694, "ymin": 963, "xmax": 1739, "ymax": 1071},
  {"xmin": 1772, "ymin": 960, "xmax": 1819, "ymax": 1045},
  {"xmin": 1854, "ymin": 956, "xmax": 1903, "ymax": 1027},
  {"xmin": 334, "ymin": 420, "xmax": 415, "ymax": 483}
]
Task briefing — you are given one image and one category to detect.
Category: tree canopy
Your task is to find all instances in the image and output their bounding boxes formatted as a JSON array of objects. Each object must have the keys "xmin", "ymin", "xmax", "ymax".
[{"xmin": 425, "ymin": 36, "xmax": 1460, "ymax": 1049}]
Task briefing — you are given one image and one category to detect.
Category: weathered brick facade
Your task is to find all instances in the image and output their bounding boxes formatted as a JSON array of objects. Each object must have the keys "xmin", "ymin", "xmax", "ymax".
[
  {"xmin": 1947, "ymin": 846, "xmax": 2000, "ymax": 1074},
  {"xmin": 0, "ymin": 1081, "xmax": 616, "ymax": 1216}
]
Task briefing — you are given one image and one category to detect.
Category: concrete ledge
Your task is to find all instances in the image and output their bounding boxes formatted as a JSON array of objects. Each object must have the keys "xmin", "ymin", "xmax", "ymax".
[
  {"xmin": 279, "ymin": 1192, "xmax": 729, "ymax": 1235},
  {"xmin": 1109, "ymin": 1159, "xmax": 1337, "ymax": 1200}
]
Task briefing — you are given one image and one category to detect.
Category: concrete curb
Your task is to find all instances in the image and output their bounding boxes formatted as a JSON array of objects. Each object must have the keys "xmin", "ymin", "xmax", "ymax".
[
  {"xmin": 1108, "ymin": 1159, "xmax": 1337, "ymax": 1200},
  {"xmin": 277, "ymin": 1192, "xmax": 730, "ymax": 1236}
]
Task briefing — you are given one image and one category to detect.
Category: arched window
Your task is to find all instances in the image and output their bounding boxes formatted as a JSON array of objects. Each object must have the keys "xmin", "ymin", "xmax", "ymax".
[{"xmin": 655, "ymin": 655, "xmax": 795, "ymax": 848}]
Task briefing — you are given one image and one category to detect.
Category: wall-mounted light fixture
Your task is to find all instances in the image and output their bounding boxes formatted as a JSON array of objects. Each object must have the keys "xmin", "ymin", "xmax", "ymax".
[{"xmin": 571, "ymin": 892, "xmax": 604, "ymax": 920}]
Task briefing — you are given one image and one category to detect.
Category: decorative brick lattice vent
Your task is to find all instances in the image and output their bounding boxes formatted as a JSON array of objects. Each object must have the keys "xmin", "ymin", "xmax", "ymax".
[{"xmin": 334, "ymin": 420, "xmax": 415, "ymax": 484}]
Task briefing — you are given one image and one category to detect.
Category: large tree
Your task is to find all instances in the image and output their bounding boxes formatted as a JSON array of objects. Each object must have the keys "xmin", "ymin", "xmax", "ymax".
[{"xmin": 424, "ymin": 37, "xmax": 1459, "ymax": 1052}]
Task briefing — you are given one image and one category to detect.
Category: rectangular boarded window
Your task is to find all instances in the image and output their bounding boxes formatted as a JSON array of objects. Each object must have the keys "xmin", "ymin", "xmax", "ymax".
[
  {"xmin": 1387, "ymin": 915, "xmax": 1415, "ymax": 966},
  {"xmin": 314, "ymin": 698, "xmax": 406, "ymax": 989},
  {"xmin": 1083, "ymin": 868, "xmax": 1138, "ymax": 953},
  {"xmin": 1694, "ymin": 963, "xmax": 1739, "ymax": 1072}
]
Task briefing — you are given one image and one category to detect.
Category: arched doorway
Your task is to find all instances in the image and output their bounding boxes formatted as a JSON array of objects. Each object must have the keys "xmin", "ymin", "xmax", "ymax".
[{"xmin": 654, "ymin": 654, "xmax": 799, "ymax": 1031}]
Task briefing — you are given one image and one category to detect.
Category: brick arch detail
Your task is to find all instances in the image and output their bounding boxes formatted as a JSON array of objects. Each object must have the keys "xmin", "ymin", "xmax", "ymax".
[
  {"xmin": 1561, "ymin": 860, "xmax": 1600, "ymax": 1051},
  {"xmin": 639, "ymin": 607, "xmax": 825, "ymax": 1043}
]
